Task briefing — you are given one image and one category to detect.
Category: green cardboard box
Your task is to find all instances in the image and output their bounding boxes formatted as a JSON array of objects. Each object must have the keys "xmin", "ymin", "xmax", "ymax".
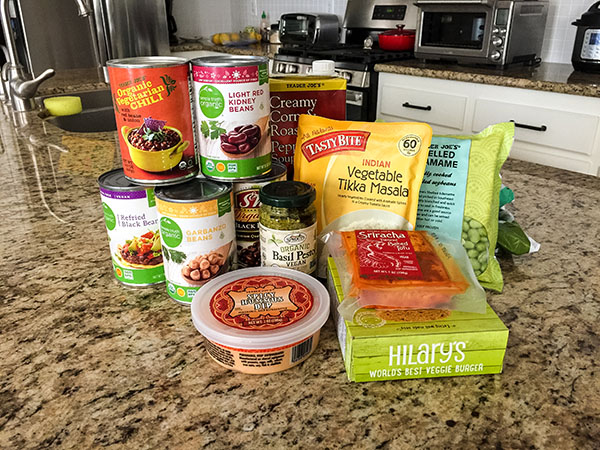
[{"xmin": 327, "ymin": 258, "xmax": 509, "ymax": 382}]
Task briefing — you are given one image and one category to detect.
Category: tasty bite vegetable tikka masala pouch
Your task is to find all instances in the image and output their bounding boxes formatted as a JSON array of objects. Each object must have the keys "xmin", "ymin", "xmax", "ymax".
[{"xmin": 294, "ymin": 116, "xmax": 433, "ymax": 237}]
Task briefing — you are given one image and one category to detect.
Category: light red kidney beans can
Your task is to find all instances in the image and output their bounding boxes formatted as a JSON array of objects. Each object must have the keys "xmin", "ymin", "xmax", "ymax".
[
  {"xmin": 107, "ymin": 57, "xmax": 198, "ymax": 185},
  {"xmin": 98, "ymin": 169, "xmax": 165, "ymax": 286},
  {"xmin": 233, "ymin": 161, "xmax": 287, "ymax": 267},
  {"xmin": 191, "ymin": 56, "xmax": 272, "ymax": 180}
]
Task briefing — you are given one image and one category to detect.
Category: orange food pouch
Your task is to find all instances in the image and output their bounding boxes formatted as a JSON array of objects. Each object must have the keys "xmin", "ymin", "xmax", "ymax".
[{"xmin": 337, "ymin": 230, "xmax": 470, "ymax": 311}]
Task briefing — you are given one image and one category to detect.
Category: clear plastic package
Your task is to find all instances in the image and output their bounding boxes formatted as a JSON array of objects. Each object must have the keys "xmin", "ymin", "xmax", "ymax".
[{"xmin": 326, "ymin": 229, "xmax": 487, "ymax": 322}]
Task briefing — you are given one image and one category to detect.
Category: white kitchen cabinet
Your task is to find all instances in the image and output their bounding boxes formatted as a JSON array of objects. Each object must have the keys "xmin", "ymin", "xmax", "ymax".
[{"xmin": 377, "ymin": 72, "xmax": 600, "ymax": 176}]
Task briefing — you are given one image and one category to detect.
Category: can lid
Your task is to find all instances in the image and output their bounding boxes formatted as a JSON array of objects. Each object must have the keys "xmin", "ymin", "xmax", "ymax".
[
  {"xmin": 311, "ymin": 60, "xmax": 336, "ymax": 76},
  {"xmin": 107, "ymin": 56, "xmax": 188, "ymax": 68},
  {"xmin": 98, "ymin": 168, "xmax": 145, "ymax": 191},
  {"xmin": 191, "ymin": 267, "xmax": 330, "ymax": 350},
  {"xmin": 154, "ymin": 177, "xmax": 231, "ymax": 203},
  {"xmin": 259, "ymin": 181, "xmax": 315, "ymax": 209}
]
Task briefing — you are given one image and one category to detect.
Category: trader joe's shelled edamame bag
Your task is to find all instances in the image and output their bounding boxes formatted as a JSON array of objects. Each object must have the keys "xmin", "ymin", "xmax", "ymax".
[
  {"xmin": 294, "ymin": 115, "xmax": 433, "ymax": 277},
  {"xmin": 415, "ymin": 122, "xmax": 514, "ymax": 292}
]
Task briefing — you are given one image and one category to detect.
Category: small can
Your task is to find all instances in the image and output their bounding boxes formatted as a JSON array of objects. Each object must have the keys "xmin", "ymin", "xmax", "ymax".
[
  {"xmin": 98, "ymin": 169, "xmax": 165, "ymax": 286},
  {"xmin": 233, "ymin": 161, "xmax": 287, "ymax": 267},
  {"xmin": 155, "ymin": 178, "xmax": 236, "ymax": 305},
  {"xmin": 191, "ymin": 55, "xmax": 272, "ymax": 180},
  {"xmin": 259, "ymin": 181, "xmax": 317, "ymax": 275},
  {"xmin": 107, "ymin": 56, "xmax": 198, "ymax": 185}
]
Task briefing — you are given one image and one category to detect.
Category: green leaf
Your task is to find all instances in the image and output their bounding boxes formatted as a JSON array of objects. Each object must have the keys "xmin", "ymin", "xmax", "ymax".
[{"xmin": 200, "ymin": 121, "xmax": 210, "ymax": 138}]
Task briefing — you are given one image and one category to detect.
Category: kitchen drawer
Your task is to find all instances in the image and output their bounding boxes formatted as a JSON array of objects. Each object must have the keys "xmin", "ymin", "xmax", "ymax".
[
  {"xmin": 379, "ymin": 85, "xmax": 467, "ymax": 132},
  {"xmin": 472, "ymin": 98, "xmax": 599, "ymax": 157}
]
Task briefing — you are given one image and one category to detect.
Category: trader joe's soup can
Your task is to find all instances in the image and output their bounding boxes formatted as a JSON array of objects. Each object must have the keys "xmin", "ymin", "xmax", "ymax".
[
  {"xmin": 155, "ymin": 179, "xmax": 235, "ymax": 305},
  {"xmin": 107, "ymin": 57, "xmax": 198, "ymax": 185},
  {"xmin": 191, "ymin": 56, "xmax": 271, "ymax": 180},
  {"xmin": 98, "ymin": 169, "xmax": 165, "ymax": 286}
]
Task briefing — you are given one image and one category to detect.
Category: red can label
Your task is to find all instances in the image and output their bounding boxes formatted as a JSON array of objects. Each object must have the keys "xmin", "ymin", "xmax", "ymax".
[{"xmin": 108, "ymin": 62, "xmax": 198, "ymax": 184}]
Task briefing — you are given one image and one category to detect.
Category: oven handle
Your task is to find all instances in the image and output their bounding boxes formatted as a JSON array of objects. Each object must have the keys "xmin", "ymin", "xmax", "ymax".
[
  {"xmin": 416, "ymin": 0, "xmax": 492, "ymax": 5},
  {"xmin": 346, "ymin": 90, "xmax": 363, "ymax": 106},
  {"xmin": 402, "ymin": 102, "xmax": 432, "ymax": 111},
  {"xmin": 510, "ymin": 120, "xmax": 547, "ymax": 132}
]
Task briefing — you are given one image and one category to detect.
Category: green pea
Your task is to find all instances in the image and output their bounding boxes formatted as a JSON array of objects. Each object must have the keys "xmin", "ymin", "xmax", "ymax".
[
  {"xmin": 478, "ymin": 252, "xmax": 488, "ymax": 264},
  {"xmin": 475, "ymin": 242, "xmax": 487, "ymax": 252},
  {"xmin": 467, "ymin": 249, "xmax": 479, "ymax": 259},
  {"xmin": 463, "ymin": 220, "xmax": 470, "ymax": 232},
  {"xmin": 467, "ymin": 228, "xmax": 480, "ymax": 243},
  {"xmin": 463, "ymin": 241, "xmax": 475, "ymax": 250},
  {"xmin": 469, "ymin": 219, "xmax": 483, "ymax": 229},
  {"xmin": 462, "ymin": 232, "xmax": 468, "ymax": 241},
  {"xmin": 470, "ymin": 258, "xmax": 481, "ymax": 271}
]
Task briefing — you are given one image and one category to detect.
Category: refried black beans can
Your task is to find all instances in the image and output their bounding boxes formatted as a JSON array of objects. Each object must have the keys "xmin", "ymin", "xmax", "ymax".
[
  {"xmin": 107, "ymin": 57, "xmax": 198, "ymax": 185},
  {"xmin": 191, "ymin": 56, "xmax": 272, "ymax": 180},
  {"xmin": 233, "ymin": 161, "xmax": 287, "ymax": 267},
  {"xmin": 98, "ymin": 169, "xmax": 165, "ymax": 287}
]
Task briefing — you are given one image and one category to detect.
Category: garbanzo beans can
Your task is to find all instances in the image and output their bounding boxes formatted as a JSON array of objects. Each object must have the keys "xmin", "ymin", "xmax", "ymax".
[
  {"xmin": 107, "ymin": 57, "xmax": 198, "ymax": 185},
  {"xmin": 191, "ymin": 55, "xmax": 271, "ymax": 180},
  {"xmin": 154, "ymin": 179, "xmax": 235, "ymax": 305}
]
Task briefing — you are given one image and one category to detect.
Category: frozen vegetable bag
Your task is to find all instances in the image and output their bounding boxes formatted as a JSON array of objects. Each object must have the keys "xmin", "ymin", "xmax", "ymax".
[{"xmin": 415, "ymin": 122, "xmax": 514, "ymax": 292}]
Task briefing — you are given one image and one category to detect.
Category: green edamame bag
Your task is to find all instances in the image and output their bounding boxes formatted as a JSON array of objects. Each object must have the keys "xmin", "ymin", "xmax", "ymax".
[{"xmin": 416, "ymin": 122, "xmax": 514, "ymax": 292}]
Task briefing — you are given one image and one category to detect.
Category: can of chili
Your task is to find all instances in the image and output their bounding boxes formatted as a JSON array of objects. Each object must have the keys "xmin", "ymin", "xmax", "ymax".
[
  {"xmin": 233, "ymin": 161, "xmax": 287, "ymax": 267},
  {"xmin": 98, "ymin": 169, "xmax": 165, "ymax": 287},
  {"xmin": 107, "ymin": 57, "xmax": 198, "ymax": 185},
  {"xmin": 155, "ymin": 179, "xmax": 236, "ymax": 305},
  {"xmin": 191, "ymin": 55, "xmax": 272, "ymax": 180}
]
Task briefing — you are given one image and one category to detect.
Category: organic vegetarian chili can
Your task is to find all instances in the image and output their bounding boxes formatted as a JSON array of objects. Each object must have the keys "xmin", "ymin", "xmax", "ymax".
[
  {"xmin": 154, "ymin": 179, "xmax": 235, "ymax": 305},
  {"xmin": 233, "ymin": 161, "xmax": 287, "ymax": 267},
  {"xmin": 191, "ymin": 56, "xmax": 272, "ymax": 180},
  {"xmin": 107, "ymin": 57, "xmax": 198, "ymax": 185},
  {"xmin": 98, "ymin": 169, "xmax": 165, "ymax": 287}
]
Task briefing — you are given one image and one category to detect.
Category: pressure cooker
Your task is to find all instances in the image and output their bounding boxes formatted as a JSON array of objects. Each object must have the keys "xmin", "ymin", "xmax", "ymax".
[{"xmin": 572, "ymin": 1, "xmax": 600, "ymax": 72}]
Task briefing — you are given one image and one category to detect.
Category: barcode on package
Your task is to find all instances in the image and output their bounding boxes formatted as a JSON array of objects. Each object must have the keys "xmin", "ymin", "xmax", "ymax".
[{"xmin": 291, "ymin": 337, "xmax": 313, "ymax": 363}]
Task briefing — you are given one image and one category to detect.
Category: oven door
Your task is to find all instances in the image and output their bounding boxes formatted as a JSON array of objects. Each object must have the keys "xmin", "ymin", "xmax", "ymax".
[
  {"xmin": 415, "ymin": 4, "xmax": 494, "ymax": 60},
  {"xmin": 280, "ymin": 14, "xmax": 316, "ymax": 45}
]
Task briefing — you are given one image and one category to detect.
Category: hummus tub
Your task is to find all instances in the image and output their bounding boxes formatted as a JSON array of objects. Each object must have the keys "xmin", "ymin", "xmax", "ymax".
[
  {"xmin": 98, "ymin": 169, "xmax": 165, "ymax": 287},
  {"xmin": 155, "ymin": 179, "xmax": 235, "ymax": 305},
  {"xmin": 233, "ymin": 161, "xmax": 287, "ymax": 267},
  {"xmin": 191, "ymin": 55, "xmax": 271, "ymax": 180},
  {"xmin": 191, "ymin": 267, "xmax": 330, "ymax": 374},
  {"xmin": 107, "ymin": 57, "xmax": 198, "ymax": 185}
]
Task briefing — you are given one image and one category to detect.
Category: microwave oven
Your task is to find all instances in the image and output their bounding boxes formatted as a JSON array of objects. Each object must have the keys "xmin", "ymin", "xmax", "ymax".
[{"xmin": 414, "ymin": 0, "xmax": 549, "ymax": 67}]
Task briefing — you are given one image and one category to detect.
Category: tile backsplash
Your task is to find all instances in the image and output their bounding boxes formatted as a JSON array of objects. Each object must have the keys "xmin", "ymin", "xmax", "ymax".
[{"xmin": 172, "ymin": 0, "xmax": 595, "ymax": 65}]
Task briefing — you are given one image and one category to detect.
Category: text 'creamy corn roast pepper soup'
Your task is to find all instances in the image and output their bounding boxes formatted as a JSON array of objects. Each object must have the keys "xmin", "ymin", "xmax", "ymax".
[{"xmin": 294, "ymin": 115, "xmax": 433, "ymax": 276}]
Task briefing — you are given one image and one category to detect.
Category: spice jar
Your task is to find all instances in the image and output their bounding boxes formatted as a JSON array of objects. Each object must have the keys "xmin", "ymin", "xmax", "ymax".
[{"xmin": 259, "ymin": 181, "xmax": 317, "ymax": 274}]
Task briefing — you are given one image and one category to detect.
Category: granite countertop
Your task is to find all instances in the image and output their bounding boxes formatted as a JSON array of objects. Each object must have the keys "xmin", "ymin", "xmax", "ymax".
[{"xmin": 0, "ymin": 75, "xmax": 599, "ymax": 449}]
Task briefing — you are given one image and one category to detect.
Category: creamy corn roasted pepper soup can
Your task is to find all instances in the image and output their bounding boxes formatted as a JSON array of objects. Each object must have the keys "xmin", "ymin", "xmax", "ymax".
[
  {"xmin": 191, "ymin": 56, "xmax": 271, "ymax": 180},
  {"xmin": 155, "ymin": 179, "xmax": 235, "ymax": 305},
  {"xmin": 107, "ymin": 57, "xmax": 198, "ymax": 185},
  {"xmin": 98, "ymin": 169, "xmax": 165, "ymax": 286}
]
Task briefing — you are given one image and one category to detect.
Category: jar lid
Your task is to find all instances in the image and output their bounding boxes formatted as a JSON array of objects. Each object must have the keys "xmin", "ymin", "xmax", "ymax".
[
  {"xmin": 311, "ymin": 60, "xmax": 335, "ymax": 76},
  {"xmin": 259, "ymin": 181, "xmax": 315, "ymax": 208}
]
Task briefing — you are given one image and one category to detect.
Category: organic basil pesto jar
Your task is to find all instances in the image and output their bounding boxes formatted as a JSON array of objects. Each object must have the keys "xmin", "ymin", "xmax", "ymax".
[{"xmin": 259, "ymin": 181, "xmax": 317, "ymax": 274}]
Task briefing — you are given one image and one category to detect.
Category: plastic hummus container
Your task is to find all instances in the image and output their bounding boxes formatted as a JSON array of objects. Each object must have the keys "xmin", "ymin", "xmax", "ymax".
[{"xmin": 191, "ymin": 267, "xmax": 330, "ymax": 374}]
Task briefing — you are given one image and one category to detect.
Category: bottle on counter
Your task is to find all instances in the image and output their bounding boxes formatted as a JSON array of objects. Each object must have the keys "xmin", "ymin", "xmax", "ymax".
[
  {"xmin": 260, "ymin": 11, "xmax": 270, "ymax": 42},
  {"xmin": 259, "ymin": 181, "xmax": 317, "ymax": 275}
]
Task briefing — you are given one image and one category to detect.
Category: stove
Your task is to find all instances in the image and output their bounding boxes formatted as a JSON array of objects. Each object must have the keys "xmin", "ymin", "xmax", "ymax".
[{"xmin": 271, "ymin": 0, "xmax": 418, "ymax": 121}]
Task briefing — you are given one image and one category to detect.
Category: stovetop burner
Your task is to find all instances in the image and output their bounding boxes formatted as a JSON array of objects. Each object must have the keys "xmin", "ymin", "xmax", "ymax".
[{"xmin": 277, "ymin": 44, "xmax": 413, "ymax": 66}]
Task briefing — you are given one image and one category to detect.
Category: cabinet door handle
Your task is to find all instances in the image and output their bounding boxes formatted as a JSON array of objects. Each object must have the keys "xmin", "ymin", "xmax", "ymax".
[
  {"xmin": 402, "ymin": 102, "xmax": 432, "ymax": 111},
  {"xmin": 510, "ymin": 120, "xmax": 547, "ymax": 132}
]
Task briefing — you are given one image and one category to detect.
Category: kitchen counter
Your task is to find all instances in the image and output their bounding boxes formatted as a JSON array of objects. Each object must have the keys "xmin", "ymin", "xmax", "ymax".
[
  {"xmin": 374, "ymin": 60, "xmax": 600, "ymax": 98},
  {"xmin": 0, "ymin": 81, "xmax": 599, "ymax": 449}
]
